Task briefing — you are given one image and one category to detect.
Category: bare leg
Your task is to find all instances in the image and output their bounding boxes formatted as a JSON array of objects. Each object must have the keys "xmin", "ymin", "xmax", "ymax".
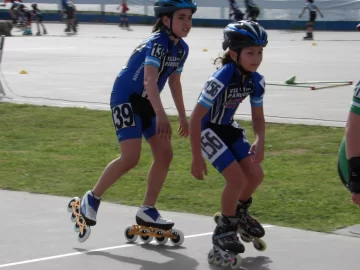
[
  {"xmin": 92, "ymin": 138, "xmax": 142, "ymax": 197},
  {"xmin": 142, "ymin": 135, "xmax": 173, "ymax": 206},
  {"xmin": 221, "ymin": 160, "xmax": 248, "ymax": 216}
]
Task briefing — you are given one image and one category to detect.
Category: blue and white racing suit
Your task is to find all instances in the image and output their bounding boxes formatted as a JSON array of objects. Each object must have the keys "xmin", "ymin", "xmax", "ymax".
[{"xmin": 197, "ymin": 61, "xmax": 265, "ymax": 172}]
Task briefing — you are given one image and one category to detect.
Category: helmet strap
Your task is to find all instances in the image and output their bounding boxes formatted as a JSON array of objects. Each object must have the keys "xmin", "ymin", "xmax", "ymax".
[
  {"xmin": 234, "ymin": 49, "xmax": 251, "ymax": 75},
  {"xmin": 163, "ymin": 13, "xmax": 179, "ymax": 39}
]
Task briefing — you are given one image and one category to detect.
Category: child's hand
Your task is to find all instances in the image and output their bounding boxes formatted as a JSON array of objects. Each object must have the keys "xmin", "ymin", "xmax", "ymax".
[
  {"xmin": 178, "ymin": 116, "xmax": 189, "ymax": 138},
  {"xmin": 156, "ymin": 111, "xmax": 172, "ymax": 140},
  {"xmin": 249, "ymin": 139, "xmax": 264, "ymax": 163},
  {"xmin": 191, "ymin": 156, "xmax": 207, "ymax": 180}
]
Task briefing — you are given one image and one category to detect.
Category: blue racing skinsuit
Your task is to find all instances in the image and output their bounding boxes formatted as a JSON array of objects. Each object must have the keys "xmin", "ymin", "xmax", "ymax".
[
  {"xmin": 197, "ymin": 61, "xmax": 265, "ymax": 172},
  {"xmin": 110, "ymin": 30, "xmax": 189, "ymax": 142}
]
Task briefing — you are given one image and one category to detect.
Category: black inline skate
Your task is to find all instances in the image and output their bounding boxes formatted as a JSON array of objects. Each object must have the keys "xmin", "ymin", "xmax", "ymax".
[
  {"xmin": 208, "ymin": 215, "xmax": 244, "ymax": 269},
  {"xmin": 236, "ymin": 197, "xmax": 266, "ymax": 251}
]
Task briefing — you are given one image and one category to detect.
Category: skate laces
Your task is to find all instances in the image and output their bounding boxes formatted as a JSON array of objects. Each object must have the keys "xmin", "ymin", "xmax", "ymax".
[
  {"xmin": 247, "ymin": 214, "xmax": 260, "ymax": 226},
  {"xmin": 237, "ymin": 208, "xmax": 249, "ymax": 224},
  {"xmin": 239, "ymin": 208, "xmax": 259, "ymax": 226}
]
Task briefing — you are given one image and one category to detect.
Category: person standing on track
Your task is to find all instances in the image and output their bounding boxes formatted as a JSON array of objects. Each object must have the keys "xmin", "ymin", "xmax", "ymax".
[{"xmin": 299, "ymin": 0, "xmax": 324, "ymax": 40}]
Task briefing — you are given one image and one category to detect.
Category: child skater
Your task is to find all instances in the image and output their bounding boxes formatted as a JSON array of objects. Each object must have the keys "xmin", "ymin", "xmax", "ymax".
[
  {"xmin": 77, "ymin": 0, "xmax": 197, "ymax": 241},
  {"xmin": 299, "ymin": 0, "xmax": 324, "ymax": 40},
  {"xmin": 189, "ymin": 20, "xmax": 268, "ymax": 257}
]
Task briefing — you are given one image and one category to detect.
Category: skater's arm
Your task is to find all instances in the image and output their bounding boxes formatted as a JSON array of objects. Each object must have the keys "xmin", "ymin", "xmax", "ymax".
[
  {"xmin": 189, "ymin": 104, "xmax": 208, "ymax": 157},
  {"xmin": 249, "ymin": 75, "xmax": 265, "ymax": 163},
  {"xmin": 251, "ymin": 106, "xmax": 265, "ymax": 143},
  {"xmin": 169, "ymin": 73, "xmax": 189, "ymax": 138},
  {"xmin": 189, "ymin": 103, "xmax": 208, "ymax": 179},
  {"xmin": 316, "ymin": 6, "xmax": 324, "ymax": 17},
  {"xmin": 190, "ymin": 104, "xmax": 209, "ymax": 147},
  {"xmin": 144, "ymin": 65, "xmax": 166, "ymax": 115},
  {"xmin": 298, "ymin": 7, "xmax": 306, "ymax": 18},
  {"xmin": 250, "ymin": 105, "xmax": 265, "ymax": 163},
  {"xmin": 168, "ymin": 73, "xmax": 186, "ymax": 120}
]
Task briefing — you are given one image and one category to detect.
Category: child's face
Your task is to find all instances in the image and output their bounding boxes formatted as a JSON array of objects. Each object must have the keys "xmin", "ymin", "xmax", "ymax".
[
  {"xmin": 237, "ymin": 46, "xmax": 263, "ymax": 72},
  {"xmin": 165, "ymin": 8, "xmax": 193, "ymax": 38}
]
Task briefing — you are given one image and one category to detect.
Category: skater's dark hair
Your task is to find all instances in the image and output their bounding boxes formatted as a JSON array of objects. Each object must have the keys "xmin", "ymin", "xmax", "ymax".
[
  {"xmin": 152, "ymin": 18, "xmax": 165, "ymax": 32},
  {"xmin": 307, "ymin": 0, "xmax": 314, "ymax": 3},
  {"xmin": 213, "ymin": 51, "xmax": 235, "ymax": 69}
]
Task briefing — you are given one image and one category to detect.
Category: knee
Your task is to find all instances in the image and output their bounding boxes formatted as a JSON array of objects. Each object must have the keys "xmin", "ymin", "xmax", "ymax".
[
  {"xmin": 121, "ymin": 152, "xmax": 141, "ymax": 171},
  {"xmin": 257, "ymin": 169, "xmax": 264, "ymax": 183},
  {"xmin": 226, "ymin": 176, "xmax": 248, "ymax": 191},
  {"xmin": 247, "ymin": 169, "xmax": 264, "ymax": 187},
  {"xmin": 154, "ymin": 146, "xmax": 173, "ymax": 167},
  {"xmin": 254, "ymin": 169, "xmax": 264, "ymax": 186}
]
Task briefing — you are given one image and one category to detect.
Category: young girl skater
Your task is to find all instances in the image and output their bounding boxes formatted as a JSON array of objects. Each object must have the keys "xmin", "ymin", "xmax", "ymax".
[
  {"xmin": 77, "ymin": 0, "xmax": 197, "ymax": 241},
  {"xmin": 190, "ymin": 20, "xmax": 268, "ymax": 259},
  {"xmin": 299, "ymin": 0, "xmax": 324, "ymax": 40}
]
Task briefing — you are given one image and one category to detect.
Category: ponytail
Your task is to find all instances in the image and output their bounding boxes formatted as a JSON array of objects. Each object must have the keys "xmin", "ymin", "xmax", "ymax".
[
  {"xmin": 213, "ymin": 51, "xmax": 233, "ymax": 69},
  {"xmin": 152, "ymin": 19, "xmax": 165, "ymax": 33}
]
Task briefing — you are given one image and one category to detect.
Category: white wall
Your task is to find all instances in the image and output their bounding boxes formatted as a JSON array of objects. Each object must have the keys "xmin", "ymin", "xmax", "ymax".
[{"xmin": 3, "ymin": 0, "xmax": 360, "ymax": 21}]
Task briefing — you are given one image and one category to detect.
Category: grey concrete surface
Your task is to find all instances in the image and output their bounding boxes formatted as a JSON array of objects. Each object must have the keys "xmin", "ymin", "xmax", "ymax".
[{"xmin": 0, "ymin": 190, "xmax": 359, "ymax": 270}]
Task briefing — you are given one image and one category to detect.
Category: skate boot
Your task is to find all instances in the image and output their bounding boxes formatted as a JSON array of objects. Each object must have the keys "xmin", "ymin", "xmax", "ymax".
[
  {"xmin": 43, "ymin": 29, "xmax": 48, "ymax": 35},
  {"xmin": 303, "ymin": 32, "xmax": 313, "ymax": 40},
  {"xmin": 79, "ymin": 190, "xmax": 101, "ymax": 226},
  {"xmin": 136, "ymin": 206, "xmax": 174, "ymax": 230},
  {"xmin": 236, "ymin": 197, "xmax": 267, "ymax": 251},
  {"xmin": 72, "ymin": 26, "xmax": 77, "ymax": 33},
  {"xmin": 123, "ymin": 206, "xmax": 184, "ymax": 246},
  {"xmin": 208, "ymin": 215, "xmax": 244, "ymax": 268},
  {"xmin": 64, "ymin": 27, "xmax": 70, "ymax": 32},
  {"xmin": 237, "ymin": 197, "xmax": 265, "ymax": 238},
  {"xmin": 67, "ymin": 190, "xmax": 100, "ymax": 243},
  {"xmin": 36, "ymin": 31, "xmax": 41, "ymax": 36}
]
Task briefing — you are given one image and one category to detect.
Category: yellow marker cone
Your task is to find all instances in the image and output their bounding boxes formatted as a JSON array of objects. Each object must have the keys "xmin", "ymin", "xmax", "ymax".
[
  {"xmin": 19, "ymin": 70, "xmax": 28, "ymax": 74},
  {"xmin": 202, "ymin": 48, "xmax": 208, "ymax": 52},
  {"xmin": 312, "ymin": 42, "xmax": 317, "ymax": 46}
]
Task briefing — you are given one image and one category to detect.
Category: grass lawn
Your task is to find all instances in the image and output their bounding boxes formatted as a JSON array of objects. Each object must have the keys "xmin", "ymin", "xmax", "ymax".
[{"xmin": 0, "ymin": 102, "xmax": 358, "ymax": 232}]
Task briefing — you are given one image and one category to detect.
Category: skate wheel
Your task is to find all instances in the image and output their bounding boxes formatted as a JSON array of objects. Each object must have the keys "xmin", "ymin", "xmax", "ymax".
[
  {"xmin": 74, "ymin": 222, "xmax": 80, "ymax": 233},
  {"xmin": 154, "ymin": 230, "xmax": 168, "ymax": 245},
  {"xmin": 223, "ymin": 258, "xmax": 231, "ymax": 267},
  {"xmin": 67, "ymin": 197, "xmax": 80, "ymax": 213},
  {"xmin": 70, "ymin": 212, "xmax": 76, "ymax": 222},
  {"xmin": 140, "ymin": 235, "xmax": 153, "ymax": 244},
  {"xmin": 230, "ymin": 254, "xmax": 242, "ymax": 269},
  {"xmin": 214, "ymin": 255, "xmax": 223, "ymax": 266},
  {"xmin": 78, "ymin": 226, "xmax": 91, "ymax": 243},
  {"xmin": 240, "ymin": 233, "xmax": 251, "ymax": 243},
  {"xmin": 170, "ymin": 229, "xmax": 184, "ymax": 246},
  {"xmin": 213, "ymin": 212, "xmax": 221, "ymax": 224},
  {"xmin": 207, "ymin": 249, "xmax": 215, "ymax": 264},
  {"xmin": 139, "ymin": 229, "xmax": 153, "ymax": 244},
  {"xmin": 124, "ymin": 225, "xmax": 138, "ymax": 243},
  {"xmin": 253, "ymin": 238, "xmax": 266, "ymax": 251}
]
